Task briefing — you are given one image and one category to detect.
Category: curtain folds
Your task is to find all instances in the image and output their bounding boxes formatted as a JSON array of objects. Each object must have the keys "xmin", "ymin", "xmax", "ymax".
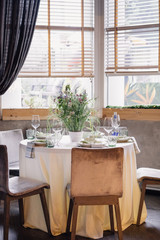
[{"xmin": 0, "ymin": 0, "xmax": 40, "ymax": 95}]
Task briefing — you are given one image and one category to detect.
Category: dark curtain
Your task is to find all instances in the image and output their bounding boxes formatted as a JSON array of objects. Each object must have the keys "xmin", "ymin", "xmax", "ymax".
[{"xmin": 0, "ymin": 0, "xmax": 40, "ymax": 95}]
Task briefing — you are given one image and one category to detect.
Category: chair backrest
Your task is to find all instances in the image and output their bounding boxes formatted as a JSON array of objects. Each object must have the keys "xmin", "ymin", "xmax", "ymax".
[
  {"xmin": 0, "ymin": 129, "xmax": 23, "ymax": 167},
  {"xmin": 0, "ymin": 145, "xmax": 9, "ymax": 193},
  {"xmin": 71, "ymin": 147, "xmax": 124, "ymax": 197}
]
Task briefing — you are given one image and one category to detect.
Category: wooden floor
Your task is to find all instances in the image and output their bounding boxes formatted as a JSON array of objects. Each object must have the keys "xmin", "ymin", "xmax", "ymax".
[{"xmin": 0, "ymin": 190, "xmax": 160, "ymax": 240}]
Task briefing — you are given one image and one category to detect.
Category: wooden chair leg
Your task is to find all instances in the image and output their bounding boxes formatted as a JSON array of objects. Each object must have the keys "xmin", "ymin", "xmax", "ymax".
[
  {"xmin": 109, "ymin": 205, "xmax": 114, "ymax": 232},
  {"xmin": 114, "ymin": 201, "xmax": 123, "ymax": 240},
  {"xmin": 4, "ymin": 196, "xmax": 10, "ymax": 240},
  {"xmin": 18, "ymin": 198, "xmax": 24, "ymax": 225},
  {"xmin": 39, "ymin": 189, "xmax": 51, "ymax": 235},
  {"xmin": 71, "ymin": 201, "xmax": 78, "ymax": 240},
  {"xmin": 66, "ymin": 198, "xmax": 73, "ymax": 233},
  {"xmin": 137, "ymin": 181, "xmax": 146, "ymax": 225}
]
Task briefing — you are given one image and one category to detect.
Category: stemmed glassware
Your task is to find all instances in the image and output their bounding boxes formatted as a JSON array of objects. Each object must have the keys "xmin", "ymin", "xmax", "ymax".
[
  {"xmin": 31, "ymin": 115, "xmax": 40, "ymax": 138},
  {"xmin": 103, "ymin": 117, "xmax": 113, "ymax": 136},
  {"xmin": 52, "ymin": 118, "xmax": 63, "ymax": 146}
]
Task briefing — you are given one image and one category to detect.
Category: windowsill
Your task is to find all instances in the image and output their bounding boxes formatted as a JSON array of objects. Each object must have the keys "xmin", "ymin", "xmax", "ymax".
[
  {"xmin": 103, "ymin": 108, "xmax": 160, "ymax": 121},
  {"xmin": 2, "ymin": 108, "xmax": 160, "ymax": 121}
]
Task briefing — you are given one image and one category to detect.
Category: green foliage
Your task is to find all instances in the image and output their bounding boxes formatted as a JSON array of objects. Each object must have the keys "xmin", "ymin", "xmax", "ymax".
[
  {"xmin": 23, "ymin": 95, "xmax": 46, "ymax": 108},
  {"xmin": 106, "ymin": 105, "xmax": 160, "ymax": 109},
  {"xmin": 53, "ymin": 85, "xmax": 91, "ymax": 132},
  {"xmin": 24, "ymin": 97, "xmax": 35, "ymax": 108}
]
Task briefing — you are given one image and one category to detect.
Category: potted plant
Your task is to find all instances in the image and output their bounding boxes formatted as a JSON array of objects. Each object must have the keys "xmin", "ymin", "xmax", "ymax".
[{"xmin": 52, "ymin": 85, "xmax": 92, "ymax": 142}]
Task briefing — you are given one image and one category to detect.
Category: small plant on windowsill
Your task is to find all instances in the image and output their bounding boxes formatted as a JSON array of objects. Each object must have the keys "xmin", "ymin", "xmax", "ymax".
[{"xmin": 105, "ymin": 105, "xmax": 160, "ymax": 109}]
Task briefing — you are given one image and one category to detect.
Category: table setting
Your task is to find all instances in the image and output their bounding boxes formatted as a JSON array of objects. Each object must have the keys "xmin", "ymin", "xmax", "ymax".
[
  {"xmin": 25, "ymin": 107, "xmax": 140, "ymax": 155},
  {"xmin": 25, "ymin": 85, "xmax": 136, "ymax": 151},
  {"xmin": 20, "ymin": 85, "xmax": 145, "ymax": 238}
]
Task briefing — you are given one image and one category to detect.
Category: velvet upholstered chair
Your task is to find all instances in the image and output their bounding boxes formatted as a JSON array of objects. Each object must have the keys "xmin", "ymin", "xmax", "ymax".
[
  {"xmin": 0, "ymin": 129, "xmax": 24, "ymax": 176},
  {"xmin": 66, "ymin": 147, "xmax": 124, "ymax": 240},
  {"xmin": 0, "ymin": 145, "xmax": 51, "ymax": 240},
  {"xmin": 137, "ymin": 167, "xmax": 160, "ymax": 225}
]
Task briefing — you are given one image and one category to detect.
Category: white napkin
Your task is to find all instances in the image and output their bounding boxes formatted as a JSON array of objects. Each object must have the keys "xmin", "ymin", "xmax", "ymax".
[
  {"xmin": 129, "ymin": 137, "xmax": 141, "ymax": 154},
  {"xmin": 25, "ymin": 142, "xmax": 35, "ymax": 158}
]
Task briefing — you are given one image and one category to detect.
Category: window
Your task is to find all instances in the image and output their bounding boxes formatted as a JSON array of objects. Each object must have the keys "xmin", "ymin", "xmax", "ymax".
[
  {"xmin": 105, "ymin": 0, "xmax": 160, "ymax": 106},
  {"xmin": 2, "ymin": 0, "xmax": 94, "ymax": 109}
]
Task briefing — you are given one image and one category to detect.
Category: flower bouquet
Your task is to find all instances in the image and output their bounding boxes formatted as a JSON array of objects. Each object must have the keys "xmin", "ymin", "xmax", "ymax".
[{"xmin": 53, "ymin": 85, "xmax": 91, "ymax": 133}]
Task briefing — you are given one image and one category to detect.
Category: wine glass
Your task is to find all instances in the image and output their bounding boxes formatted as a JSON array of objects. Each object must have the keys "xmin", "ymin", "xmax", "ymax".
[
  {"xmin": 56, "ymin": 131, "xmax": 63, "ymax": 146},
  {"xmin": 103, "ymin": 117, "xmax": 113, "ymax": 136},
  {"xmin": 52, "ymin": 118, "xmax": 62, "ymax": 146},
  {"xmin": 31, "ymin": 115, "xmax": 40, "ymax": 138}
]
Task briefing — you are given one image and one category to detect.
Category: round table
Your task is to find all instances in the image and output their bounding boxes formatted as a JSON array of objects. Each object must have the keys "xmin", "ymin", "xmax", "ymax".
[{"xmin": 19, "ymin": 136, "xmax": 147, "ymax": 238}]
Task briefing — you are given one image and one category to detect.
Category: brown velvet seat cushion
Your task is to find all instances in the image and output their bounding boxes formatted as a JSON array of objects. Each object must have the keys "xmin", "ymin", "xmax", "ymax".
[{"xmin": 8, "ymin": 177, "xmax": 50, "ymax": 196}]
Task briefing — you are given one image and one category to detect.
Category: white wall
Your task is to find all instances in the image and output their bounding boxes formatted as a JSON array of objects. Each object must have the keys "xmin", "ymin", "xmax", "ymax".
[{"xmin": 2, "ymin": 79, "xmax": 22, "ymax": 108}]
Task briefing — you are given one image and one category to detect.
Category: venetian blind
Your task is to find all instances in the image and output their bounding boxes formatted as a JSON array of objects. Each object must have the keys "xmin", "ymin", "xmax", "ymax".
[
  {"xmin": 20, "ymin": 0, "xmax": 94, "ymax": 77},
  {"xmin": 105, "ymin": 0, "xmax": 159, "ymax": 74}
]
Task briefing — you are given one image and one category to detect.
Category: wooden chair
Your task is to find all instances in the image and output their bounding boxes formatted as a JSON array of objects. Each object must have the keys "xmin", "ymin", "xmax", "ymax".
[
  {"xmin": 137, "ymin": 167, "xmax": 160, "ymax": 225},
  {"xmin": 66, "ymin": 147, "xmax": 124, "ymax": 240},
  {"xmin": 0, "ymin": 129, "xmax": 24, "ymax": 176},
  {"xmin": 0, "ymin": 145, "xmax": 51, "ymax": 240}
]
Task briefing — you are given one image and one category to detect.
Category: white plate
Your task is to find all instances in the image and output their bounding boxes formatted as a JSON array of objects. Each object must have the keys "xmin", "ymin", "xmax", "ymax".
[
  {"xmin": 36, "ymin": 134, "xmax": 47, "ymax": 139},
  {"xmin": 34, "ymin": 140, "xmax": 46, "ymax": 146},
  {"xmin": 117, "ymin": 137, "xmax": 130, "ymax": 143},
  {"xmin": 91, "ymin": 143, "xmax": 106, "ymax": 148},
  {"xmin": 79, "ymin": 141, "xmax": 107, "ymax": 148},
  {"xmin": 36, "ymin": 137, "xmax": 46, "ymax": 140},
  {"xmin": 79, "ymin": 142, "xmax": 91, "ymax": 148}
]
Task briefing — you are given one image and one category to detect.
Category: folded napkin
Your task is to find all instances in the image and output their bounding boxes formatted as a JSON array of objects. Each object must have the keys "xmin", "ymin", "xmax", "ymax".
[
  {"xmin": 25, "ymin": 142, "xmax": 35, "ymax": 158},
  {"xmin": 128, "ymin": 137, "xmax": 141, "ymax": 154}
]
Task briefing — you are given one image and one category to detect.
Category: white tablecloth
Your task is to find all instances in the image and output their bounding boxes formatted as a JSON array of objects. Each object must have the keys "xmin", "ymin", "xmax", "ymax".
[{"xmin": 19, "ymin": 136, "xmax": 147, "ymax": 239}]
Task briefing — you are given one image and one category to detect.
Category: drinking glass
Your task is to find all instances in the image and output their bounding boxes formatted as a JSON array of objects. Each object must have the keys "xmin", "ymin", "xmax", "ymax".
[
  {"xmin": 26, "ymin": 129, "xmax": 35, "ymax": 140},
  {"xmin": 119, "ymin": 127, "xmax": 128, "ymax": 137},
  {"xmin": 108, "ymin": 135, "xmax": 117, "ymax": 147},
  {"xmin": 52, "ymin": 118, "xmax": 62, "ymax": 146},
  {"xmin": 56, "ymin": 131, "xmax": 63, "ymax": 146},
  {"xmin": 31, "ymin": 115, "xmax": 40, "ymax": 138},
  {"xmin": 103, "ymin": 117, "xmax": 113, "ymax": 136},
  {"xmin": 46, "ymin": 134, "xmax": 55, "ymax": 148}
]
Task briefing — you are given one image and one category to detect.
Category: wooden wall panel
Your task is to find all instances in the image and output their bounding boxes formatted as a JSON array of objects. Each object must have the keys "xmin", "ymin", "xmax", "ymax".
[
  {"xmin": 2, "ymin": 109, "xmax": 50, "ymax": 120},
  {"xmin": 2, "ymin": 108, "xmax": 160, "ymax": 121}
]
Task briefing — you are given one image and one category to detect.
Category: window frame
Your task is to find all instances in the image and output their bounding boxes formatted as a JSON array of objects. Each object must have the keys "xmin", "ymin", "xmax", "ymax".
[
  {"xmin": 104, "ymin": 0, "xmax": 160, "ymax": 75},
  {"xmin": 19, "ymin": 0, "xmax": 95, "ymax": 78},
  {"xmin": 1, "ymin": 0, "xmax": 160, "ymax": 121}
]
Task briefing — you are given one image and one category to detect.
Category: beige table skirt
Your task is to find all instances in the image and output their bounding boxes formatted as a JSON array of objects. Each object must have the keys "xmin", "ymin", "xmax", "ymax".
[{"xmin": 19, "ymin": 137, "xmax": 147, "ymax": 239}]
